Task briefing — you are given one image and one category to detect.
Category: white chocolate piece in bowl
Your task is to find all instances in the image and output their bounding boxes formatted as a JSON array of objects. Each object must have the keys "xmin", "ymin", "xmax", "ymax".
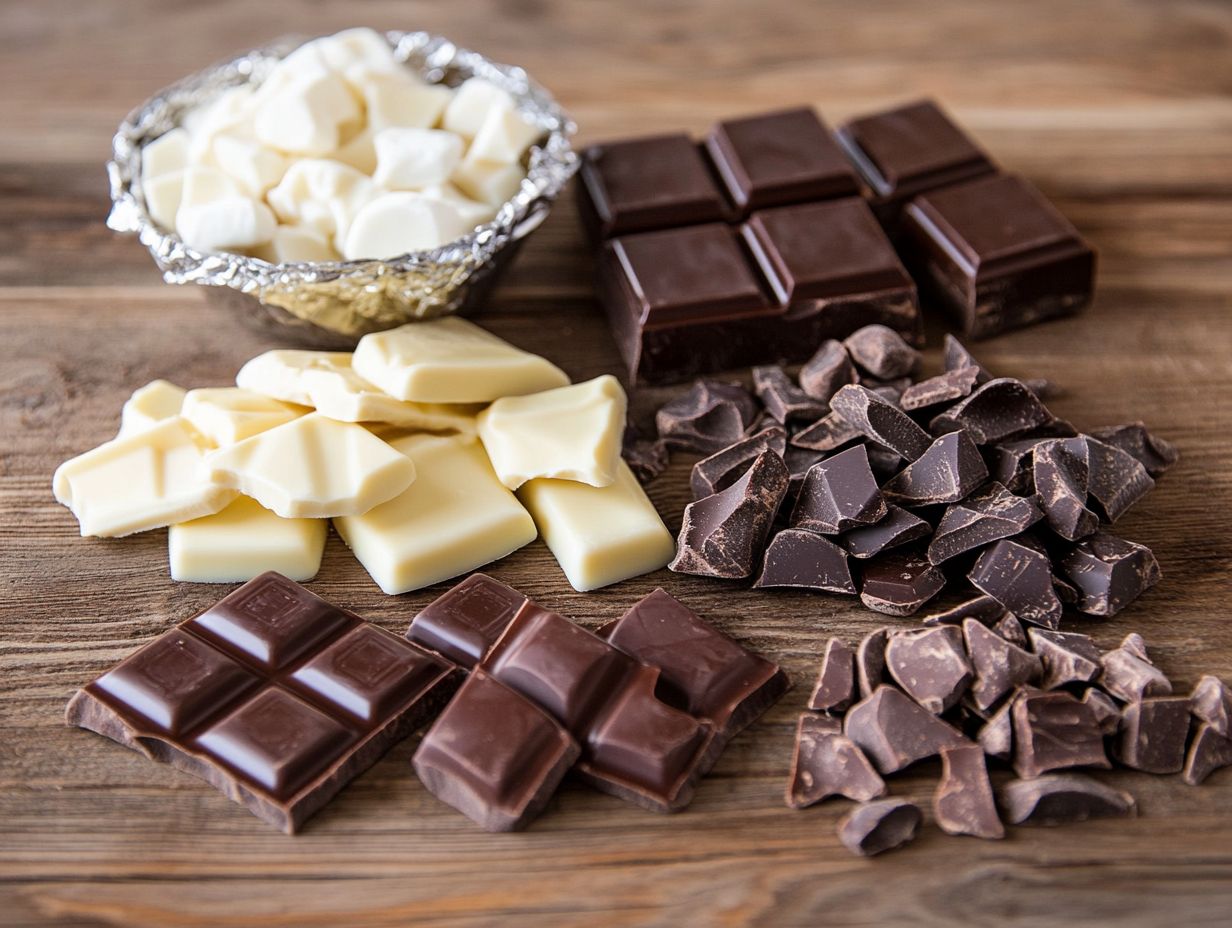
[
  {"xmin": 255, "ymin": 225, "xmax": 341, "ymax": 264},
  {"xmin": 140, "ymin": 128, "xmax": 190, "ymax": 183},
  {"xmin": 421, "ymin": 183, "xmax": 497, "ymax": 229},
  {"xmin": 236, "ymin": 349, "xmax": 355, "ymax": 405},
  {"xmin": 467, "ymin": 107, "xmax": 541, "ymax": 165},
  {"xmin": 211, "ymin": 135, "xmax": 289, "ymax": 196},
  {"xmin": 144, "ymin": 172, "xmax": 185, "ymax": 231},
  {"xmin": 254, "ymin": 68, "xmax": 360, "ymax": 157},
  {"xmin": 169, "ymin": 495, "xmax": 327, "ymax": 583},
  {"xmin": 204, "ymin": 413, "xmax": 417, "ymax": 519},
  {"xmin": 313, "ymin": 27, "xmax": 402, "ymax": 75},
  {"xmin": 451, "ymin": 157, "xmax": 526, "ymax": 206},
  {"xmin": 352, "ymin": 316, "xmax": 570, "ymax": 403},
  {"xmin": 358, "ymin": 68, "xmax": 452, "ymax": 132},
  {"xmin": 176, "ymin": 196, "xmax": 276, "ymax": 252},
  {"xmin": 119, "ymin": 380, "xmax": 186, "ymax": 436},
  {"xmin": 266, "ymin": 159, "xmax": 373, "ymax": 236},
  {"xmin": 179, "ymin": 166, "xmax": 242, "ymax": 209},
  {"xmin": 372, "ymin": 128, "xmax": 464, "ymax": 191},
  {"xmin": 180, "ymin": 387, "xmax": 306, "ymax": 447},
  {"xmin": 443, "ymin": 78, "xmax": 515, "ymax": 139},
  {"xmin": 516, "ymin": 460, "xmax": 675, "ymax": 592},
  {"xmin": 478, "ymin": 375, "xmax": 627, "ymax": 490},
  {"xmin": 342, "ymin": 192, "xmax": 468, "ymax": 259},
  {"xmin": 334, "ymin": 433, "xmax": 536, "ymax": 595},
  {"xmin": 332, "ymin": 126, "xmax": 378, "ymax": 175},
  {"xmin": 53, "ymin": 418, "xmax": 238, "ymax": 538}
]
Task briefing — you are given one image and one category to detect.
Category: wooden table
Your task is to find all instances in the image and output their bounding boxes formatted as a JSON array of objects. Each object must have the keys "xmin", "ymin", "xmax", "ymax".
[{"xmin": 3, "ymin": 1, "xmax": 1231, "ymax": 924}]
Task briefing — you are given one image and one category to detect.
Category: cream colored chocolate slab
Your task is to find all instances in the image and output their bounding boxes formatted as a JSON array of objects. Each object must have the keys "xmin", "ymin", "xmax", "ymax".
[
  {"xmin": 235, "ymin": 349, "xmax": 354, "ymax": 405},
  {"xmin": 298, "ymin": 356, "xmax": 479, "ymax": 433},
  {"xmin": 168, "ymin": 495, "xmax": 326, "ymax": 582},
  {"xmin": 352, "ymin": 317, "xmax": 569, "ymax": 404},
  {"xmin": 477, "ymin": 375, "xmax": 627, "ymax": 490},
  {"xmin": 180, "ymin": 387, "xmax": 306, "ymax": 447},
  {"xmin": 516, "ymin": 460, "xmax": 674, "ymax": 592},
  {"xmin": 53, "ymin": 418, "xmax": 237, "ymax": 537},
  {"xmin": 205, "ymin": 413, "xmax": 416, "ymax": 518},
  {"xmin": 118, "ymin": 380, "xmax": 186, "ymax": 436},
  {"xmin": 334, "ymin": 433, "xmax": 536, "ymax": 595}
]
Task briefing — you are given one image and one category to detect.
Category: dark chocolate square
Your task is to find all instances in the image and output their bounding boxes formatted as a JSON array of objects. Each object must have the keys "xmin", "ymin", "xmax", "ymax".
[{"xmin": 405, "ymin": 573, "xmax": 527, "ymax": 668}]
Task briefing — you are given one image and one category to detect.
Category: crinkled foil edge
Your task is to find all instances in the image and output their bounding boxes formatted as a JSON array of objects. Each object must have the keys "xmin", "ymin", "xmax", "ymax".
[{"xmin": 107, "ymin": 31, "xmax": 578, "ymax": 337}]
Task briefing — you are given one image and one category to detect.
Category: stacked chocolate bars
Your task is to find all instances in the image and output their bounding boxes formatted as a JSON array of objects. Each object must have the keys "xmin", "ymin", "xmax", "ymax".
[{"xmin": 581, "ymin": 101, "xmax": 1096, "ymax": 383}]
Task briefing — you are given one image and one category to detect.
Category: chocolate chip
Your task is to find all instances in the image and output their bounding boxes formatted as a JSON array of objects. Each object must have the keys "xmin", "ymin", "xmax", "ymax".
[
  {"xmin": 1183, "ymin": 724, "xmax": 1232, "ymax": 786},
  {"xmin": 881, "ymin": 431, "xmax": 989, "ymax": 507},
  {"xmin": 690, "ymin": 426, "xmax": 786, "ymax": 499},
  {"xmin": 841, "ymin": 505, "xmax": 931, "ymax": 559},
  {"xmin": 969, "ymin": 538, "xmax": 1063, "ymax": 629},
  {"xmin": 798, "ymin": 339, "xmax": 857, "ymax": 403},
  {"xmin": 843, "ymin": 325, "xmax": 921, "ymax": 380},
  {"xmin": 790, "ymin": 445, "xmax": 887, "ymax": 534},
  {"xmin": 656, "ymin": 379, "xmax": 761, "ymax": 455},
  {"xmin": 1000, "ymin": 775, "xmax": 1136, "ymax": 826},
  {"xmin": 860, "ymin": 551, "xmax": 946, "ymax": 616},
  {"xmin": 1033, "ymin": 438, "xmax": 1099, "ymax": 541},
  {"xmin": 884, "ymin": 626, "xmax": 972, "ymax": 714},
  {"xmin": 808, "ymin": 638, "xmax": 857, "ymax": 713},
  {"xmin": 838, "ymin": 798, "xmax": 922, "ymax": 857},
  {"xmin": 933, "ymin": 744, "xmax": 1005, "ymax": 839},
  {"xmin": 1028, "ymin": 628, "xmax": 1103, "ymax": 690},
  {"xmin": 1011, "ymin": 688, "xmax": 1109, "ymax": 778},
  {"xmin": 1084, "ymin": 436, "xmax": 1155, "ymax": 522},
  {"xmin": 789, "ymin": 412, "xmax": 862, "ymax": 452},
  {"xmin": 930, "ymin": 378, "xmax": 1054, "ymax": 445},
  {"xmin": 830, "ymin": 384, "xmax": 933, "ymax": 461},
  {"xmin": 899, "ymin": 366, "xmax": 982, "ymax": 412},
  {"xmin": 752, "ymin": 365, "xmax": 828, "ymax": 424},
  {"xmin": 1116, "ymin": 696, "xmax": 1191, "ymax": 774},
  {"xmin": 856, "ymin": 628, "xmax": 890, "ymax": 698},
  {"xmin": 1191, "ymin": 675, "xmax": 1232, "ymax": 738},
  {"xmin": 927, "ymin": 481, "xmax": 1042, "ymax": 564},
  {"xmin": 755, "ymin": 529, "xmax": 856, "ymax": 594},
  {"xmin": 1100, "ymin": 645, "xmax": 1172, "ymax": 703},
  {"xmin": 964, "ymin": 619, "xmax": 1042, "ymax": 712},
  {"xmin": 786, "ymin": 716, "xmax": 885, "ymax": 809},
  {"xmin": 844, "ymin": 685, "xmax": 968, "ymax": 773},
  {"xmin": 1088, "ymin": 422, "xmax": 1179, "ymax": 478},
  {"xmin": 1058, "ymin": 532, "xmax": 1161, "ymax": 616}
]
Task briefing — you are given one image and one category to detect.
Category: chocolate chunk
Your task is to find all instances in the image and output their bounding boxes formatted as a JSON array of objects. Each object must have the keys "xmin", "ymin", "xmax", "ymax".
[
  {"xmin": 884, "ymin": 626, "xmax": 972, "ymax": 713},
  {"xmin": 881, "ymin": 431, "xmax": 989, "ymax": 506},
  {"xmin": 1011, "ymin": 689, "xmax": 1109, "ymax": 778},
  {"xmin": 690, "ymin": 426, "xmax": 787, "ymax": 499},
  {"xmin": 861, "ymin": 377, "xmax": 913, "ymax": 406},
  {"xmin": 656, "ymin": 379, "xmax": 761, "ymax": 455},
  {"xmin": 1088, "ymin": 422, "xmax": 1179, "ymax": 478},
  {"xmin": 798, "ymin": 339, "xmax": 857, "ymax": 402},
  {"xmin": 1116, "ymin": 696, "xmax": 1191, "ymax": 774},
  {"xmin": 964, "ymin": 619, "xmax": 1042, "ymax": 711},
  {"xmin": 752, "ymin": 366, "xmax": 828, "ymax": 424},
  {"xmin": 783, "ymin": 445, "xmax": 827, "ymax": 502},
  {"xmin": 978, "ymin": 700, "xmax": 1014, "ymax": 761},
  {"xmin": 942, "ymin": 334, "xmax": 992, "ymax": 382},
  {"xmin": 992, "ymin": 613, "xmax": 1030, "ymax": 649},
  {"xmin": 837, "ymin": 798, "xmax": 922, "ymax": 857},
  {"xmin": 900, "ymin": 366, "xmax": 982, "ymax": 412},
  {"xmin": 927, "ymin": 481, "xmax": 1042, "ymax": 565},
  {"xmin": 671, "ymin": 451, "xmax": 788, "ymax": 579},
  {"xmin": 843, "ymin": 324, "xmax": 921, "ymax": 380},
  {"xmin": 755, "ymin": 529, "xmax": 857, "ymax": 594},
  {"xmin": 922, "ymin": 594, "xmax": 1011, "ymax": 628},
  {"xmin": 969, "ymin": 538, "xmax": 1063, "ymax": 629},
  {"xmin": 407, "ymin": 573, "xmax": 529, "ymax": 668},
  {"xmin": 1183, "ymin": 724, "xmax": 1232, "ymax": 786},
  {"xmin": 623, "ymin": 437, "xmax": 670, "ymax": 484},
  {"xmin": 808, "ymin": 638, "xmax": 857, "ymax": 712},
  {"xmin": 1101, "ymin": 645, "xmax": 1172, "ymax": 703},
  {"xmin": 790, "ymin": 445, "xmax": 887, "ymax": 534},
  {"xmin": 841, "ymin": 505, "xmax": 931, "ymax": 559},
  {"xmin": 1191, "ymin": 675, "xmax": 1232, "ymax": 738},
  {"xmin": 829, "ymin": 384, "xmax": 933, "ymax": 461},
  {"xmin": 1000, "ymin": 775, "xmax": 1136, "ymax": 826},
  {"xmin": 856, "ymin": 628, "xmax": 890, "ymax": 698},
  {"xmin": 789, "ymin": 412, "xmax": 862, "ymax": 453},
  {"xmin": 1033, "ymin": 438, "xmax": 1099, "ymax": 541},
  {"xmin": 988, "ymin": 438, "xmax": 1046, "ymax": 494},
  {"xmin": 934, "ymin": 744, "xmax": 1005, "ymax": 839},
  {"xmin": 865, "ymin": 443, "xmax": 905, "ymax": 481},
  {"xmin": 860, "ymin": 551, "xmax": 946, "ymax": 616},
  {"xmin": 930, "ymin": 378, "xmax": 1054, "ymax": 445},
  {"xmin": 844, "ymin": 685, "xmax": 968, "ymax": 773},
  {"xmin": 1120, "ymin": 632, "xmax": 1152, "ymax": 663},
  {"xmin": 1058, "ymin": 532, "xmax": 1161, "ymax": 616},
  {"xmin": 1028, "ymin": 629, "xmax": 1103, "ymax": 690},
  {"xmin": 786, "ymin": 715, "xmax": 886, "ymax": 809},
  {"xmin": 1082, "ymin": 688, "xmax": 1123, "ymax": 735},
  {"xmin": 1084, "ymin": 436, "xmax": 1155, "ymax": 522}
]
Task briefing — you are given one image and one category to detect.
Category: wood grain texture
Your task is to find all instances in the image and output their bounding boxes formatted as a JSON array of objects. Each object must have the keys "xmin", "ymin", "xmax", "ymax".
[{"xmin": 2, "ymin": 0, "xmax": 1231, "ymax": 925}]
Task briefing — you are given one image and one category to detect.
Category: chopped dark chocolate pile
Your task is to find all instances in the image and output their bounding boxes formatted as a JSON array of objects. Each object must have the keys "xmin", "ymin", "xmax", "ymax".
[
  {"xmin": 798, "ymin": 339, "xmax": 857, "ymax": 402},
  {"xmin": 969, "ymin": 538, "xmax": 1063, "ymax": 630},
  {"xmin": 843, "ymin": 324, "xmax": 921, "ymax": 380},
  {"xmin": 1058, "ymin": 533, "xmax": 1161, "ymax": 617},
  {"xmin": 964, "ymin": 619, "xmax": 1041, "ymax": 711},
  {"xmin": 855, "ymin": 628, "xmax": 890, "ymax": 698},
  {"xmin": 1033, "ymin": 438, "xmax": 1099, "ymax": 541},
  {"xmin": 755, "ymin": 529, "xmax": 856, "ymax": 593},
  {"xmin": 1088, "ymin": 422, "xmax": 1179, "ymax": 478},
  {"xmin": 841, "ymin": 505, "xmax": 931, "ymax": 559},
  {"xmin": 844, "ymin": 685, "xmax": 968, "ymax": 773},
  {"xmin": 786, "ymin": 715, "xmax": 885, "ymax": 809},
  {"xmin": 656, "ymin": 379, "xmax": 760, "ymax": 455},
  {"xmin": 900, "ymin": 366, "xmax": 981, "ymax": 411},
  {"xmin": 1183, "ymin": 725, "xmax": 1232, "ymax": 786},
  {"xmin": 1011, "ymin": 688, "xmax": 1109, "ymax": 779},
  {"xmin": 1191, "ymin": 675, "xmax": 1232, "ymax": 737},
  {"xmin": 881, "ymin": 431, "xmax": 989, "ymax": 506},
  {"xmin": 927, "ymin": 481, "xmax": 1042, "ymax": 564},
  {"xmin": 753, "ymin": 366, "xmax": 827, "ymax": 424},
  {"xmin": 690, "ymin": 426, "xmax": 787, "ymax": 499},
  {"xmin": 930, "ymin": 378, "xmax": 1053, "ymax": 445},
  {"xmin": 808, "ymin": 638, "xmax": 857, "ymax": 712},
  {"xmin": 934, "ymin": 744, "xmax": 1005, "ymax": 839},
  {"xmin": 1116, "ymin": 697, "xmax": 1191, "ymax": 774},
  {"xmin": 837, "ymin": 798, "xmax": 922, "ymax": 857},
  {"xmin": 1000, "ymin": 775, "xmax": 1136, "ymax": 827},
  {"xmin": 884, "ymin": 626, "xmax": 972, "ymax": 714},
  {"xmin": 860, "ymin": 551, "xmax": 946, "ymax": 616},
  {"xmin": 790, "ymin": 445, "xmax": 887, "ymax": 534},
  {"xmin": 830, "ymin": 384, "xmax": 933, "ymax": 461}
]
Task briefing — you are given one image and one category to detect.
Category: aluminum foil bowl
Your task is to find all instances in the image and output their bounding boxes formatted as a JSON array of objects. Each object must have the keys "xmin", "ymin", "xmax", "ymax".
[{"xmin": 107, "ymin": 31, "xmax": 578, "ymax": 347}]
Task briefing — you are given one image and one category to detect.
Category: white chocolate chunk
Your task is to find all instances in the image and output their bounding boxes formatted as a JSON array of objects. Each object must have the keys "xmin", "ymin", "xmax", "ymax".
[
  {"xmin": 443, "ymin": 78, "xmax": 515, "ymax": 139},
  {"xmin": 353, "ymin": 316, "xmax": 570, "ymax": 403},
  {"xmin": 256, "ymin": 225, "xmax": 341, "ymax": 263},
  {"xmin": 254, "ymin": 69, "xmax": 360, "ymax": 156},
  {"xmin": 334, "ymin": 433, "xmax": 536, "ymax": 594},
  {"xmin": 179, "ymin": 167, "xmax": 242, "ymax": 209},
  {"xmin": 297, "ymin": 358, "xmax": 477, "ymax": 432},
  {"xmin": 421, "ymin": 183, "xmax": 496, "ymax": 228},
  {"xmin": 205, "ymin": 413, "xmax": 417, "ymax": 518},
  {"xmin": 516, "ymin": 460, "xmax": 675, "ymax": 592},
  {"xmin": 180, "ymin": 387, "xmax": 306, "ymax": 447},
  {"xmin": 176, "ymin": 196, "xmax": 276, "ymax": 252},
  {"xmin": 342, "ymin": 192, "xmax": 468, "ymax": 259},
  {"xmin": 451, "ymin": 157, "xmax": 525, "ymax": 206},
  {"xmin": 236, "ymin": 349, "xmax": 355, "ymax": 405},
  {"xmin": 119, "ymin": 380, "xmax": 187, "ymax": 436},
  {"xmin": 183, "ymin": 86, "xmax": 258, "ymax": 163},
  {"xmin": 140, "ymin": 128, "xmax": 190, "ymax": 182},
  {"xmin": 169, "ymin": 495, "xmax": 327, "ymax": 583},
  {"xmin": 53, "ymin": 418, "xmax": 237, "ymax": 537},
  {"xmin": 211, "ymin": 134, "xmax": 289, "ymax": 195},
  {"xmin": 266, "ymin": 159, "xmax": 373, "ymax": 240},
  {"xmin": 372, "ymin": 128, "xmax": 464, "ymax": 190},
  {"xmin": 144, "ymin": 171, "xmax": 184, "ymax": 231},
  {"xmin": 332, "ymin": 125, "xmax": 377, "ymax": 174},
  {"xmin": 359, "ymin": 69, "xmax": 452, "ymax": 131},
  {"xmin": 467, "ymin": 107, "xmax": 540, "ymax": 165},
  {"xmin": 314, "ymin": 27, "xmax": 400, "ymax": 74},
  {"xmin": 477, "ymin": 375, "xmax": 627, "ymax": 490}
]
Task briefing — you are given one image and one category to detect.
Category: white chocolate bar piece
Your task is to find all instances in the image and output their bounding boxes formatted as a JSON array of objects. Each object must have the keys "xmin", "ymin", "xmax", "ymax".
[
  {"xmin": 169, "ymin": 495, "xmax": 327, "ymax": 583},
  {"xmin": 516, "ymin": 460, "xmax": 675, "ymax": 592},
  {"xmin": 205, "ymin": 413, "xmax": 416, "ymax": 519},
  {"xmin": 352, "ymin": 317, "xmax": 569, "ymax": 403},
  {"xmin": 118, "ymin": 380, "xmax": 186, "ymax": 436},
  {"xmin": 478, "ymin": 375, "xmax": 627, "ymax": 490},
  {"xmin": 180, "ymin": 387, "xmax": 306, "ymax": 447},
  {"xmin": 53, "ymin": 418, "xmax": 237, "ymax": 537},
  {"xmin": 335, "ymin": 433, "xmax": 536, "ymax": 594},
  {"xmin": 297, "ymin": 359, "xmax": 477, "ymax": 433},
  {"xmin": 235, "ymin": 349, "xmax": 355, "ymax": 405}
]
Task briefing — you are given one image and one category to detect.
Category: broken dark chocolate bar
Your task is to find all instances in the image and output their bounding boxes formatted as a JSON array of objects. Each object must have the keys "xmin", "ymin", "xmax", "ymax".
[
  {"xmin": 656, "ymin": 379, "xmax": 761, "ymax": 455},
  {"xmin": 623, "ymin": 436, "xmax": 670, "ymax": 484},
  {"xmin": 790, "ymin": 413, "xmax": 861, "ymax": 453},
  {"xmin": 829, "ymin": 384, "xmax": 933, "ymax": 461},
  {"xmin": 930, "ymin": 378, "xmax": 1053, "ymax": 445},
  {"xmin": 933, "ymin": 744, "xmax": 1005, "ymax": 839},
  {"xmin": 1084, "ymin": 436, "xmax": 1155, "ymax": 522},
  {"xmin": 964, "ymin": 619, "xmax": 1042, "ymax": 712},
  {"xmin": 785, "ymin": 715, "xmax": 885, "ymax": 809},
  {"xmin": 755, "ymin": 528, "xmax": 856, "ymax": 593},
  {"xmin": 856, "ymin": 628, "xmax": 890, "ymax": 699},
  {"xmin": 1058, "ymin": 532, "xmax": 1161, "ymax": 617},
  {"xmin": 1011, "ymin": 688, "xmax": 1109, "ymax": 779},
  {"xmin": 844, "ymin": 685, "xmax": 968, "ymax": 773},
  {"xmin": 884, "ymin": 626, "xmax": 972, "ymax": 714},
  {"xmin": 922, "ymin": 594, "xmax": 1010, "ymax": 628},
  {"xmin": 799, "ymin": 339, "xmax": 857, "ymax": 402},
  {"xmin": 838, "ymin": 798, "xmax": 922, "ymax": 857},
  {"xmin": 1000, "ymin": 775, "xmax": 1136, "ymax": 826},
  {"xmin": 790, "ymin": 445, "xmax": 887, "ymax": 534},
  {"xmin": 927, "ymin": 481, "xmax": 1042, "ymax": 564},
  {"xmin": 969, "ymin": 538, "xmax": 1063, "ymax": 629},
  {"xmin": 406, "ymin": 573, "xmax": 529, "ymax": 669},
  {"xmin": 1082, "ymin": 687, "xmax": 1122, "ymax": 736},
  {"xmin": 860, "ymin": 551, "xmax": 946, "ymax": 617},
  {"xmin": 840, "ymin": 504, "xmax": 931, "ymax": 559},
  {"xmin": 978, "ymin": 700, "xmax": 1014, "ymax": 761},
  {"xmin": 691, "ymin": 426, "xmax": 787, "ymax": 499},
  {"xmin": 843, "ymin": 324, "xmax": 921, "ymax": 380},
  {"xmin": 808, "ymin": 638, "xmax": 857, "ymax": 713}
]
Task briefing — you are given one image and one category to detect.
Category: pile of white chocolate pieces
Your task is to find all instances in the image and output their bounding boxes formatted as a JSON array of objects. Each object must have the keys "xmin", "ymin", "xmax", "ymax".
[
  {"xmin": 52, "ymin": 317, "xmax": 675, "ymax": 594},
  {"xmin": 141, "ymin": 27, "xmax": 541, "ymax": 261}
]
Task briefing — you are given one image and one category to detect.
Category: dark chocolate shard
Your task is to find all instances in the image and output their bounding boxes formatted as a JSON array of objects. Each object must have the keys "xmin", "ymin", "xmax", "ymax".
[
  {"xmin": 865, "ymin": 443, "xmax": 904, "ymax": 482},
  {"xmin": 881, "ymin": 431, "xmax": 989, "ymax": 506},
  {"xmin": 978, "ymin": 699, "xmax": 1014, "ymax": 761},
  {"xmin": 1183, "ymin": 724, "xmax": 1232, "ymax": 786},
  {"xmin": 860, "ymin": 551, "xmax": 946, "ymax": 616},
  {"xmin": 783, "ymin": 445, "xmax": 826, "ymax": 498},
  {"xmin": 1033, "ymin": 438, "xmax": 1099, "ymax": 541},
  {"xmin": 927, "ymin": 481, "xmax": 1042, "ymax": 565},
  {"xmin": 786, "ymin": 716, "xmax": 886, "ymax": 809},
  {"xmin": 969, "ymin": 538, "xmax": 1063, "ymax": 629},
  {"xmin": 789, "ymin": 413, "xmax": 861, "ymax": 453},
  {"xmin": 934, "ymin": 744, "xmax": 1005, "ymax": 839},
  {"xmin": 988, "ymin": 438, "xmax": 1045, "ymax": 494},
  {"xmin": 1088, "ymin": 422, "xmax": 1179, "ymax": 478},
  {"xmin": 752, "ymin": 365, "xmax": 828, "ymax": 424},
  {"xmin": 798, "ymin": 339, "xmax": 857, "ymax": 403},
  {"xmin": 808, "ymin": 638, "xmax": 857, "ymax": 712},
  {"xmin": 1020, "ymin": 416, "xmax": 1080, "ymax": 440},
  {"xmin": 670, "ymin": 451, "xmax": 788, "ymax": 579},
  {"xmin": 1116, "ymin": 696, "xmax": 1191, "ymax": 774},
  {"xmin": 1084, "ymin": 436, "xmax": 1155, "ymax": 522},
  {"xmin": 860, "ymin": 376, "xmax": 913, "ymax": 404},
  {"xmin": 844, "ymin": 685, "xmax": 968, "ymax": 773},
  {"xmin": 1011, "ymin": 688, "xmax": 1109, "ymax": 779},
  {"xmin": 930, "ymin": 378, "xmax": 1053, "ymax": 445},
  {"xmin": 1100, "ymin": 645, "xmax": 1172, "ymax": 703},
  {"xmin": 1120, "ymin": 632, "xmax": 1151, "ymax": 663},
  {"xmin": 830, "ymin": 384, "xmax": 933, "ymax": 461},
  {"xmin": 623, "ymin": 437, "xmax": 670, "ymax": 484},
  {"xmin": 1000, "ymin": 775, "xmax": 1136, "ymax": 826},
  {"xmin": 790, "ymin": 445, "xmax": 887, "ymax": 534},
  {"xmin": 922, "ymin": 594, "xmax": 1010, "ymax": 628},
  {"xmin": 838, "ymin": 798, "xmax": 922, "ymax": 857},
  {"xmin": 1028, "ymin": 629, "xmax": 1103, "ymax": 690},
  {"xmin": 1191, "ymin": 675, "xmax": 1232, "ymax": 738},
  {"xmin": 884, "ymin": 626, "xmax": 972, "ymax": 714},
  {"xmin": 942, "ymin": 334, "xmax": 992, "ymax": 382},
  {"xmin": 992, "ymin": 613, "xmax": 1029, "ymax": 649},
  {"xmin": 856, "ymin": 628, "xmax": 890, "ymax": 698},
  {"xmin": 656, "ymin": 379, "xmax": 761, "ymax": 455},
  {"xmin": 843, "ymin": 325, "xmax": 921, "ymax": 380},
  {"xmin": 900, "ymin": 366, "xmax": 982, "ymax": 412},
  {"xmin": 1058, "ymin": 532, "xmax": 1161, "ymax": 616},
  {"xmin": 690, "ymin": 426, "xmax": 787, "ymax": 499},
  {"xmin": 1082, "ymin": 688, "xmax": 1122, "ymax": 735},
  {"xmin": 841, "ymin": 505, "xmax": 931, "ymax": 559},
  {"xmin": 754, "ymin": 529, "xmax": 857, "ymax": 594},
  {"xmin": 963, "ymin": 619, "xmax": 1042, "ymax": 712}
]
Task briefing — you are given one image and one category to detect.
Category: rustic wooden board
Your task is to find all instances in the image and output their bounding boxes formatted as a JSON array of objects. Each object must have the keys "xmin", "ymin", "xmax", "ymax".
[{"xmin": 2, "ymin": 1, "xmax": 1231, "ymax": 925}]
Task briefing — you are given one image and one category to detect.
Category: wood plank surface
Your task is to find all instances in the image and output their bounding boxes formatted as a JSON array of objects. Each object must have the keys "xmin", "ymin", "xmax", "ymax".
[{"xmin": 2, "ymin": 1, "xmax": 1231, "ymax": 925}]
